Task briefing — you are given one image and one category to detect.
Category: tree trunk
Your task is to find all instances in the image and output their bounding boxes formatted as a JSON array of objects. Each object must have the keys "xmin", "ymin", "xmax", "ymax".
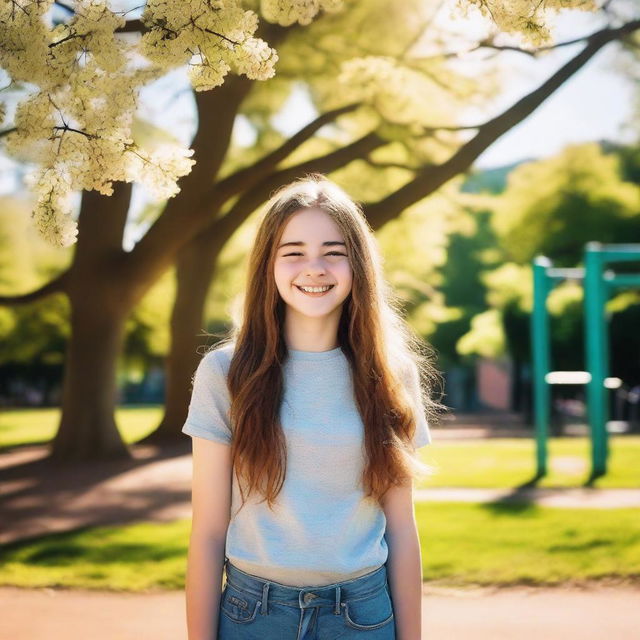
[
  {"xmin": 142, "ymin": 232, "xmax": 224, "ymax": 442},
  {"xmin": 51, "ymin": 299, "xmax": 130, "ymax": 461},
  {"xmin": 50, "ymin": 183, "xmax": 135, "ymax": 462}
]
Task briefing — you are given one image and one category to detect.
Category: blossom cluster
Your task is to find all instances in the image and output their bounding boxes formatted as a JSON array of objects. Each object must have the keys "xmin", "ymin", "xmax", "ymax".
[
  {"xmin": 141, "ymin": 0, "xmax": 278, "ymax": 91},
  {"xmin": 457, "ymin": 0, "xmax": 596, "ymax": 45},
  {"xmin": 261, "ymin": 0, "xmax": 343, "ymax": 26},
  {"xmin": 0, "ymin": 0, "xmax": 599, "ymax": 247},
  {"xmin": 0, "ymin": 0, "xmax": 287, "ymax": 246}
]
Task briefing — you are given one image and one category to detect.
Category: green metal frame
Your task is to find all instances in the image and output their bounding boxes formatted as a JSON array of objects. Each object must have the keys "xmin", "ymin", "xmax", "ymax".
[{"xmin": 531, "ymin": 243, "xmax": 640, "ymax": 479}]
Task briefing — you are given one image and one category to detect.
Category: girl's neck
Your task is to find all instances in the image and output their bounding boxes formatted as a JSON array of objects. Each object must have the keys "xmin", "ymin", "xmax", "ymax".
[{"xmin": 284, "ymin": 312, "xmax": 340, "ymax": 353}]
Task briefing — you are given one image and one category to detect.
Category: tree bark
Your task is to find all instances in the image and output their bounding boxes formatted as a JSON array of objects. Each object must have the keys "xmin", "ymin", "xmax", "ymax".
[
  {"xmin": 51, "ymin": 183, "xmax": 134, "ymax": 462},
  {"xmin": 142, "ymin": 231, "xmax": 225, "ymax": 443},
  {"xmin": 51, "ymin": 299, "xmax": 130, "ymax": 461}
]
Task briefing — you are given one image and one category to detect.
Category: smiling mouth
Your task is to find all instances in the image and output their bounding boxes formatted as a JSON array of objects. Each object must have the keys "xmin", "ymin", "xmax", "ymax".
[{"xmin": 295, "ymin": 285, "xmax": 335, "ymax": 296}]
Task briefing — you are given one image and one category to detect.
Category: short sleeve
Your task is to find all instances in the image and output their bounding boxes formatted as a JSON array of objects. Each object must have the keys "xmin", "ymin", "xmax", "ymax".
[
  {"xmin": 181, "ymin": 350, "xmax": 233, "ymax": 445},
  {"xmin": 401, "ymin": 361, "xmax": 432, "ymax": 450}
]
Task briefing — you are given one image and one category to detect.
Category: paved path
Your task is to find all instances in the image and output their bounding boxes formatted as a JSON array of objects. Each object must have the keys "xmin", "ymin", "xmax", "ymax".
[
  {"xmin": 2, "ymin": 443, "xmax": 640, "ymax": 545},
  {"xmin": 1, "ymin": 584, "xmax": 638, "ymax": 639}
]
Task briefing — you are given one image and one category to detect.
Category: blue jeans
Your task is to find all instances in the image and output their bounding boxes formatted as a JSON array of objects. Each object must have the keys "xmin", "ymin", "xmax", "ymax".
[{"xmin": 218, "ymin": 559, "xmax": 396, "ymax": 639}]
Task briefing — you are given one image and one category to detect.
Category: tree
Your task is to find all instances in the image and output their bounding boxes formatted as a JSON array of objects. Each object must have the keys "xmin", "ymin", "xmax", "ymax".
[
  {"xmin": 152, "ymin": 2, "xmax": 640, "ymax": 446},
  {"xmin": 456, "ymin": 141, "xmax": 640, "ymax": 409},
  {"xmin": 1, "ymin": 0, "xmax": 638, "ymax": 460},
  {"xmin": 491, "ymin": 143, "xmax": 640, "ymax": 266}
]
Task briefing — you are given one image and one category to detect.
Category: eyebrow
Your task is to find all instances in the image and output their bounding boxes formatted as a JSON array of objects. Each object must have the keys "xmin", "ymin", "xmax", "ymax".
[{"xmin": 278, "ymin": 241, "xmax": 346, "ymax": 249}]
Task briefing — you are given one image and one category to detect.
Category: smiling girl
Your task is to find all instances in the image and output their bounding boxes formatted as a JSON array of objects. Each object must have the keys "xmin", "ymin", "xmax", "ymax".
[{"xmin": 182, "ymin": 174, "xmax": 443, "ymax": 640}]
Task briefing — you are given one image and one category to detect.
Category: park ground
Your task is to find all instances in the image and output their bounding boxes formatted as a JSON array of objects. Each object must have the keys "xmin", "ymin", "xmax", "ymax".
[
  {"xmin": 1, "ymin": 410, "xmax": 639, "ymax": 638},
  {"xmin": 1, "ymin": 582, "xmax": 639, "ymax": 640}
]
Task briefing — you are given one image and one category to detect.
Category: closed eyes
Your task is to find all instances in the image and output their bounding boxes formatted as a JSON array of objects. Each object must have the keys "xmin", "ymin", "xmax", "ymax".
[{"xmin": 283, "ymin": 251, "xmax": 346, "ymax": 257}]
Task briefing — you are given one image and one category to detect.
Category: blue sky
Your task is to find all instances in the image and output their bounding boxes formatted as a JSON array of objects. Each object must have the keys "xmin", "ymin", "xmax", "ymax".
[{"xmin": 466, "ymin": 11, "xmax": 636, "ymax": 168}]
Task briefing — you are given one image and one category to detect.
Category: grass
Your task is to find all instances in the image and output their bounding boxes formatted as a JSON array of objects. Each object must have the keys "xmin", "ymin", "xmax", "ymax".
[
  {"xmin": 1, "ymin": 407, "xmax": 639, "ymax": 488},
  {"xmin": 416, "ymin": 502, "xmax": 640, "ymax": 588},
  {"xmin": 1, "ymin": 408, "xmax": 638, "ymax": 591},
  {"xmin": 418, "ymin": 436, "xmax": 640, "ymax": 489},
  {"xmin": 0, "ymin": 406, "xmax": 163, "ymax": 449},
  {"xmin": 0, "ymin": 503, "xmax": 638, "ymax": 591},
  {"xmin": 0, "ymin": 520, "xmax": 188, "ymax": 591}
]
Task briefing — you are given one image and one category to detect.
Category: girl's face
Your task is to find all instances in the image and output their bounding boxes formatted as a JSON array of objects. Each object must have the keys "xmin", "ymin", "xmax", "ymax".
[{"xmin": 273, "ymin": 207, "xmax": 353, "ymax": 320}]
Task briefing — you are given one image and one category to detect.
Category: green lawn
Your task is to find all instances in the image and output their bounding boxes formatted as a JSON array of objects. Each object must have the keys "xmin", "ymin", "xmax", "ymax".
[
  {"xmin": 0, "ymin": 406, "xmax": 163, "ymax": 449},
  {"xmin": 1, "ymin": 407, "xmax": 639, "ymax": 489},
  {"xmin": 418, "ymin": 436, "xmax": 640, "ymax": 489},
  {"xmin": 417, "ymin": 502, "xmax": 640, "ymax": 587},
  {"xmin": 0, "ymin": 503, "xmax": 638, "ymax": 591}
]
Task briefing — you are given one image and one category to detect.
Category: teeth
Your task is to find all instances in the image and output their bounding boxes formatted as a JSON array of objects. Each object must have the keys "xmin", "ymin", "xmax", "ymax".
[{"xmin": 299, "ymin": 285, "xmax": 332, "ymax": 293}]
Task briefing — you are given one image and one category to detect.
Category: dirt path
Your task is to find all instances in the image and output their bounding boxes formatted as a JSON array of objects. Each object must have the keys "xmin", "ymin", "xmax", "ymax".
[{"xmin": 1, "ymin": 584, "xmax": 638, "ymax": 639}]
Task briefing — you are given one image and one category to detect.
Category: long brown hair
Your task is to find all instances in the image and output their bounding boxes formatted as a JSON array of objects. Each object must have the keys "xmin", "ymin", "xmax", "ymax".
[{"xmin": 214, "ymin": 174, "xmax": 445, "ymax": 511}]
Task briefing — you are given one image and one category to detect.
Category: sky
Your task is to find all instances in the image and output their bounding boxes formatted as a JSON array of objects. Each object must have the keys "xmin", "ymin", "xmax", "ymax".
[{"xmin": 459, "ymin": 9, "xmax": 636, "ymax": 168}]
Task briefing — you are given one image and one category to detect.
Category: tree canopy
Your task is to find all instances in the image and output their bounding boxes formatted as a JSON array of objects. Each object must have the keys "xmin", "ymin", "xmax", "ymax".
[{"xmin": 0, "ymin": 0, "xmax": 609, "ymax": 246}]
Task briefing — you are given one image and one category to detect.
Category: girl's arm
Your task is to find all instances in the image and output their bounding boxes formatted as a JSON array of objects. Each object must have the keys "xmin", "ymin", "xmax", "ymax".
[
  {"xmin": 185, "ymin": 437, "xmax": 233, "ymax": 640},
  {"xmin": 382, "ymin": 482, "xmax": 423, "ymax": 640}
]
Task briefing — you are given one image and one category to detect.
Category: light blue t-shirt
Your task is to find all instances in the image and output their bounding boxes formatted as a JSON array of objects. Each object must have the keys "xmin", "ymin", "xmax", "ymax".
[{"xmin": 182, "ymin": 342, "xmax": 431, "ymax": 587}]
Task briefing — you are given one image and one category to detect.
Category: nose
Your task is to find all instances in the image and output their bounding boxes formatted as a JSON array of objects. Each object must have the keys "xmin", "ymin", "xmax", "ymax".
[{"xmin": 304, "ymin": 256, "xmax": 327, "ymax": 275}]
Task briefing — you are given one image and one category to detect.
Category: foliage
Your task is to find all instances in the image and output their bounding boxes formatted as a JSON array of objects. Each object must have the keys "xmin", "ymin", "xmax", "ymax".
[
  {"xmin": 457, "ymin": 308, "xmax": 505, "ymax": 358},
  {"xmin": 0, "ymin": 0, "xmax": 302, "ymax": 246},
  {"xmin": 0, "ymin": 194, "xmax": 71, "ymax": 363},
  {"xmin": 457, "ymin": 0, "xmax": 597, "ymax": 45},
  {"xmin": 456, "ymin": 143, "xmax": 640, "ymax": 364},
  {"xmin": 491, "ymin": 143, "xmax": 640, "ymax": 266},
  {"xmin": 0, "ymin": 195, "xmax": 175, "ymax": 369},
  {"xmin": 0, "ymin": 0, "xmax": 603, "ymax": 247}
]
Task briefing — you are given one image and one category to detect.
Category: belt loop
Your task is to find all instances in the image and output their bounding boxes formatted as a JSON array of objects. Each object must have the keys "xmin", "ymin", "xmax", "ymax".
[
  {"xmin": 260, "ymin": 581, "xmax": 270, "ymax": 615},
  {"xmin": 334, "ymin": 586, "xmax": 341, "ymax": 615}
]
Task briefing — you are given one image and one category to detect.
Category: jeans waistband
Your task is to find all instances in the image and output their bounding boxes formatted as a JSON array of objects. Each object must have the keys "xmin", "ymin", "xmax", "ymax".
[{"xmin": 223, "ymin": 559, "xmax": 388, "ymax": 612}]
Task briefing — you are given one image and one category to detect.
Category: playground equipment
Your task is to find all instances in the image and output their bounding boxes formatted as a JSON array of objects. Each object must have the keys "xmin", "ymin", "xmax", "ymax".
[{"xmin": 531, "ymin": 242, "xmax": 640, "ymax": 479}]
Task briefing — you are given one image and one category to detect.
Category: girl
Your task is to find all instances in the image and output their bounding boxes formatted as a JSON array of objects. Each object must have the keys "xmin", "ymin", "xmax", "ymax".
[{"xmin": 182, "ymin": 174, "xmax": 443, "ymax": 640}]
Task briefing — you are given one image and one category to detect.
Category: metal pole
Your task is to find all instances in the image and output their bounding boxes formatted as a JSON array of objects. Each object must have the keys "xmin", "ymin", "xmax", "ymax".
[
  {"xmin": 532, "ymin": 257, "xmax": 552, "ymax": 476},
  {"xmin": 584, "ymin": 243, "xmax": 608, "ymax": 477}
]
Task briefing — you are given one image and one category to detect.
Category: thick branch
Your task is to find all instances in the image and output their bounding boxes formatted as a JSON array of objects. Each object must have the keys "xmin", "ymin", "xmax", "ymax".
[
  {"xmin": 116, "ymin": 19, "xmax": 145, "ymax": 34},
  {"xmin": 364, "ymin": 158, "xmax": 421, "ymax": 172},
  {"xmin": 121, "ymin": 23, "xmax": 292, "ymax": 300},
  {"xmin": 364, "ymin": 18, "xmax": 640, "ymax": 230},
  {"xmin": 205, "ymin": 131, "xmax": 386, "ymax": 244},
  {"xmin": 53, "ymin": 1, "xmax": 75, "ymax": 13},
  {"xmin": 212, "ymin": 102, "xmax": 361, "ymax": 203},
  {"xmin": 0, "ymin": 270, "xmax": 69, "ymax": 306}
]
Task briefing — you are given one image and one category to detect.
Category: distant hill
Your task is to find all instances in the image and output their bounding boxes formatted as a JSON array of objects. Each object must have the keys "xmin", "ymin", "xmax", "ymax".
[
  {"xmin": 461, "ymin": 158, "xmax": 534, "ymax": 195},
  {"xmin": 461, "ymin": 139, "xmax": 627, "ymax": 194}
]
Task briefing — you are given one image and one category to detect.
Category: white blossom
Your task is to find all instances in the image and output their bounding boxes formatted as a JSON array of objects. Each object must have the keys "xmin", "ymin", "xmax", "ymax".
[
  {"xmin": 27, "ymin": 169, "xmax": 79, "ymax": 248},
  {"xmin": 261, "ymin": 0, "xmax": 343, "ymax": 26},
  {"xmin": 457, "ymin": 0, "xmax": 597, "ymax": 45}
]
